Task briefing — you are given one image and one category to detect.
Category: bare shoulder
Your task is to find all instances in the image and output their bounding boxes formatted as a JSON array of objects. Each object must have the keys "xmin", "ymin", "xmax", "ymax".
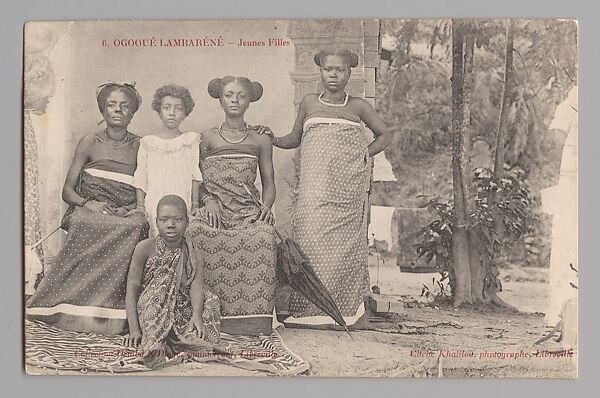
[
  {"xmin": 199, "ymin": 127, "xmax": 218, "ymax": 145},
  {"xmin": 200, "ymin": 127, "xmax": 218, "ymax": 139},
  {"xmin": 78, "ymin": 131, "xmax": 98, "ymax": 146},
  {"xmin": 298, "ymin": 93, "xmax": 319, "ymax": 115},
  {"xmin": 348, "ymin": 96, "xmax": 370, "ymax": 109},
  {"xmin": 134, "ymin": 237, "xmax": 156, "ymax": 259},
  {"xmin": 304, "ymin": 92, "xmax": 320, "ymax": 101},
  {"xmin": 302, "ymin": 93, "xmax": 320, "ymax": 107},
  {"xmin": 249, "ymin": 129, "xmax": 273, "ymax": 146},
  {"xmin": 71, "ymin": 132, "xmax": 98, "ymax": 157},
  {"xmin": 128, "ymin": 132, "xmax": 141, "ymax": 148},
  {"xmin": 348, "ymin": 96, "xmax": 373, "ymax": 117}
]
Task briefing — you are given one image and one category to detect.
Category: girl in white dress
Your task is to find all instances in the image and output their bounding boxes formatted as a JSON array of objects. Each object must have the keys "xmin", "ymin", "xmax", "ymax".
[{"xmin": 133, "ymin": 85, "xmax": 202, "ymax": 236}]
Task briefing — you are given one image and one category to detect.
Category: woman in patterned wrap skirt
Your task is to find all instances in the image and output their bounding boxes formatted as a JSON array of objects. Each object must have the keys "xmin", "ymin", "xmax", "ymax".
[
  {"xmin": 26, "ymin": 82, "xmax": 149, "ymax": 335},
  {"xmin": 186, "ymin": 76, "xmax": 278, "ymax": 336},
  {"xmin": 258, "ymin": 48, "xmax": 391, "ymax": 327}
]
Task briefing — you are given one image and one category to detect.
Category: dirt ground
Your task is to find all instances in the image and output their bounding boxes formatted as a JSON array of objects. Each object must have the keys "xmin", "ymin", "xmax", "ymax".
[{"xmin": 28, "ymin": 257, "xmax": 576, "ymax": 378}]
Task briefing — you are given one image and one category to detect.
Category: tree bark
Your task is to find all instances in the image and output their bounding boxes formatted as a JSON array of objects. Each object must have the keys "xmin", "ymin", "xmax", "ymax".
[
  {"xmin": 488, "ymin": 19, "xmax": 516, "ymax": 308},
  {"xmin": 459, "ymin": 31, "xmax": 487, "ymax": 303},
  {"xmin": 450, "ymin": 20, "xmax": 472, "ymax": 307},
  {"xmin": 493, "ymin": 20, "xmax": 515, "ymax": 182},
  {"xmin": 449, "ymin": 19, "xmax": 518, "ymax": 309}
]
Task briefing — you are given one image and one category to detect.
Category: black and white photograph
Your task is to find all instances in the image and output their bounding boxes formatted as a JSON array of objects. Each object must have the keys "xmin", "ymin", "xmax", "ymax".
[{"xmin": 23, "ymin": 18, "xmax": 578, "ymax": 377}]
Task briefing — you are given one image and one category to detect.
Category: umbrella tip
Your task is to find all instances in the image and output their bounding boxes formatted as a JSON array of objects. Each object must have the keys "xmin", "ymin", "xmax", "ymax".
[{"xmin": 344, "ymin": 326, "xmax": 353, "ymax": 340}]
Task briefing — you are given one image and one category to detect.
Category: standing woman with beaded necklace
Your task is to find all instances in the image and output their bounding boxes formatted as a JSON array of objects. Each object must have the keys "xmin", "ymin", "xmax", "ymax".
[
  {"xmin": 186, "ymin": 76, "xmax": 278, "ymax": 335},
  {"xmin": 258, "ymin": 48, "xmax": 392, "ymax": 327}
]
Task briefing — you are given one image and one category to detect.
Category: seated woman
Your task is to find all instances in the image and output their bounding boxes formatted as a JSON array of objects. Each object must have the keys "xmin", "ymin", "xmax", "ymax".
[
  {"xmin": 26, "ymin": 82, "xmax": 149, "ymax": 335},
  {"xmin": 186, "ymin": 76, "xmax": 277, "ymax": 336},
  {"xmin": 123, "ymin": 195, "xmax": 220, "ymax": 369}
]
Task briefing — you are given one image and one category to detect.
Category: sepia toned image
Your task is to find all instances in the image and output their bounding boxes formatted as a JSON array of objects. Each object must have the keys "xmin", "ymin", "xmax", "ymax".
[{"xmin": 23, "ymin": 18, "xmax": 578, "ymax": 377}]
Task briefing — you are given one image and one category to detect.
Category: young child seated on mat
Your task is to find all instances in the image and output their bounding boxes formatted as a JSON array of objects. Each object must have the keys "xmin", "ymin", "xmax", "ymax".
[{"xmin": 123, "ymin": 194, "xmax": 220, "ymax": 368}]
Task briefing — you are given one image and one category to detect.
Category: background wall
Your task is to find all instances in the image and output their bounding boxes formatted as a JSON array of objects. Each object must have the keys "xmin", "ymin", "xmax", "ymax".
[{"xmin": 29, "ymin": 20, "xmax": 296, "ymax": 258}]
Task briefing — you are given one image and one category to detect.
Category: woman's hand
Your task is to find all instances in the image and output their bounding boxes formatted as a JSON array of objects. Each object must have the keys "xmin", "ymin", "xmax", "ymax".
[
  {"xmin": 190, "ymin": 202, "xmax": 202, "ymax": 217},
  {"xmin": 258, "ymin": 205, "xmax": 275, "ymax": 225},
  {"xmin": 84, "ymin": 200, "xmax": 115, "ymax": 215},
  {"xmin": 250, "ymin": 125, "xmax": 277, "ymax": 145},
  {"xmin": 250, "ymin": 125, "xmax": 272, "ymax": 136},
  {"xmin": 204, "ymin": 197, "xmax": 223, "ymax": 229},
  {"xmin": 122, "ymin": 330, "xmax": 142, "ymax": 348},
  {"xmin": 126, "ymin": 206, "xmax": 147, "ymax": 218},
  {"xmin": 113, "ymin": 207, "xmax": 128, "ymax": 217},
  {"xmin": 188, "ymin": 312, "xmax": 206, "ymax": 339}
]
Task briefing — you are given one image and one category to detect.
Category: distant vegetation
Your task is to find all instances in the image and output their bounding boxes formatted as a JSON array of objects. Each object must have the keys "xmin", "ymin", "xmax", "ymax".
[{"xmin": 374, "ymin": 19, "xmax": 577, "ymax": 272}]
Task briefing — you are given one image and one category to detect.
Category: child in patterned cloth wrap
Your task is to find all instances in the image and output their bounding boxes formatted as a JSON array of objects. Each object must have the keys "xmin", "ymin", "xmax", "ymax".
[{"xmin": 123, "ymin": 195, "xmax": 220, "ymax": 369}]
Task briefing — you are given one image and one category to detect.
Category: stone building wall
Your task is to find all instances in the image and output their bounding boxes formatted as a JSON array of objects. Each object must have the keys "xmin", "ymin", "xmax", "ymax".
[{"xmin": 287, "ymin": 19, "xmax": 380, "ymax": 117}]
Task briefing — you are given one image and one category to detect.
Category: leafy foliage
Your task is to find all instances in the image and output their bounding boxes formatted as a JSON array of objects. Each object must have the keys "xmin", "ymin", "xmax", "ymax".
[
  {"xmin": 472, "ymin": 166, "xmax": 533, "ymax": 261},
  {"xmin": 421, "ymin": 273, "xmax": 452, "ymax": 302},
  {"xmin": 378, "ymin": 19, "xmax": 577, "ymax": 174},
  {"xmin": 415, "ymin": 198, "xmax": 453, "ymax": 274},
  {"xmin": 376, "ymin": 19, "xmax": 577, "ymax": 283},
  {"xmin": 378, "ymin": 59, "xmax": 451, "ymax": 158},
  {"xmin": 415, "ymin": 166, "xmax": 534, "ymax": 291}
]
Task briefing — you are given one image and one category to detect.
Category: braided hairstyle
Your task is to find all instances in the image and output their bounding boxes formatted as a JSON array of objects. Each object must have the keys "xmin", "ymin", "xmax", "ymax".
[
  {"xmin": 207, "ymin": 76, "xmax": 263, "ymax": 102},
  {"xmin": 314, "ymin": 48, "xmax": 359, "ymax": 68}
]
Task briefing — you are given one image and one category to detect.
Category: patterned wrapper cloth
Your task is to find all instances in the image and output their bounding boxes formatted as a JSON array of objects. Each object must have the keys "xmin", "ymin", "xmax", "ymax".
[
  {"xmin": 26, "ymin": 131, "xmax": 149, "ymax": 335},
  {"xmin": 287, "ymin": 104, "xmax": 371, "ymax": 326},
  {"xmin": 135, "ymin": 238, "xmax": 221, "ymax": 369},
  {"xmin": 187, "ymin": 142, "xmax": 277, "ymax": 336},
  {"xmin": 24, "ymin": 112, "xmax": 44, "ymax": 294}
]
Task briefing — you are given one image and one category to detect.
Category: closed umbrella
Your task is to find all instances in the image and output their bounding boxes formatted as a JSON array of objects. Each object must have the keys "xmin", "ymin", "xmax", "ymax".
[{"xmin": 241, "ymin": 183, "xmax": 351, "ymax": 337}]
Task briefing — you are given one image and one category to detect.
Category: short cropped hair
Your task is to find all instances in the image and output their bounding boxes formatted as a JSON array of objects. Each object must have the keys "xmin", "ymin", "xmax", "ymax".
[{"xmin": 156, "ymin": 195, "xmax": 188, "ymax": 218}]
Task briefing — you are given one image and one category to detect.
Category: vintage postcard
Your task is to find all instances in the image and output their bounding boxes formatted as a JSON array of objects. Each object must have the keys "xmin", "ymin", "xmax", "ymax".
[{"xmin": 23, "ymin": 19, "xmax": 578, "ymax": 377}]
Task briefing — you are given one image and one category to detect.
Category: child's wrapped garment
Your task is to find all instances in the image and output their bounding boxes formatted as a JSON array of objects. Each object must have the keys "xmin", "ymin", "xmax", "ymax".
[{"xmin": 137, "ymin": 237, "xmax": 220, "ymax": 368}]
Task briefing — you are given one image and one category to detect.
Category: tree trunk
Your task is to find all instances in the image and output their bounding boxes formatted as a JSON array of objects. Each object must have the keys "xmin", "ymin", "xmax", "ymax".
[
  {"xmin": 493, "ymin": 20, "xmax": 515, "ymax": 183},
  {"xmin": 450, "ymin": 20, "xmax": 472, "ymax": 307},
  {"xmin": 460, "ymin": 32, "xmax": 487, "ymax": 303},
  {"xmin": 488, "ymin": 19, "xmax": 516, "ymax": 308},
  {"xmin": 449, "ymin": 19, "xmax": 518, "ymax": 309}
]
